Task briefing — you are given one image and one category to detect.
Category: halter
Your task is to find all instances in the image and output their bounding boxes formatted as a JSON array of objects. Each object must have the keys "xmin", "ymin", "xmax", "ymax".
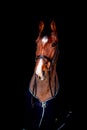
[{"xmin": 35, "ymin": 44, "xmax": 58, "ymax": 69}]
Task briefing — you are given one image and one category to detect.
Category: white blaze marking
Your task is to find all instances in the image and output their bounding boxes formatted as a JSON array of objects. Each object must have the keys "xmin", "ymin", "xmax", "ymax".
[
  {"xmin": 35, "ymin": 59, "xmax": 44, "ymax": 80},
  {"xmin": 42, "ymin": 36, "xmax": 48, "ymax": 45}
]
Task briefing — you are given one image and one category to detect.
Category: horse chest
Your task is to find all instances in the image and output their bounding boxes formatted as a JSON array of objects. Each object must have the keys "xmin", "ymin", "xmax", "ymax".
[{"xmin": 36, "ymin": 91, "xmax": 52, "ymax": 102}]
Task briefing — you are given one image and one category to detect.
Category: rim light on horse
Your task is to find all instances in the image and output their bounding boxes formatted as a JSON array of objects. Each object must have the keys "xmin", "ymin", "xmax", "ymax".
[{"xmin": 30, "ymin": 20, "xmax": 59, "ymax": 102}]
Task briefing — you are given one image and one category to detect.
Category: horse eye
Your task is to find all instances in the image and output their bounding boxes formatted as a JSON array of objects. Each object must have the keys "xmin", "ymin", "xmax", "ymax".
[{"xmin": 52, "ymin": 42, "xmax": 57, "ymax": 47}]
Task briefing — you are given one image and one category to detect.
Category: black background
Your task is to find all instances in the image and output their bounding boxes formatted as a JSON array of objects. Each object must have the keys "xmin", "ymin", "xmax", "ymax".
[{"xmin": 2, "ymin": 3, "xmax": 72, "ymax": 129}]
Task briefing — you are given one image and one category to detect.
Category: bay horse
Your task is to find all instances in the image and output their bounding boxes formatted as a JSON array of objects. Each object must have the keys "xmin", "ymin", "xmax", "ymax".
[
  {"xmin": 24, "ymin": 20, "xmax": 72, "ymax": 130},
  {"xmin": 29, "ymin": 21, "xmax": 59, "ymax": 102}
]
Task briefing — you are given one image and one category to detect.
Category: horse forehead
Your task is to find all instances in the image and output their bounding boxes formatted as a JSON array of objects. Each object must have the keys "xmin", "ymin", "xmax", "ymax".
[{"xmin": 41, "ymin": 36, "xmax": 48, "ymax": 45}]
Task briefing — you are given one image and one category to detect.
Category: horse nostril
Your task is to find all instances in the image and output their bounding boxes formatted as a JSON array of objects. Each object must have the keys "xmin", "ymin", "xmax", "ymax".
[
  {"xmin": 38, "ymin": 76, "xmax": 41, "ymax": 79},
  {"xmin": 42, "ymin": 71, "xmax": 45, "ymax": 76}
]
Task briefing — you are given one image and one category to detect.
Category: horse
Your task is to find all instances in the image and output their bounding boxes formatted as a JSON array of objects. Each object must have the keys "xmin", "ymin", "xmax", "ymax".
[
  {"xmin": 29, "ymin": 20, "xmax": 59, "ymax": 102},
  {"xmin": 23, "ymin": 20, "xmax": 72, "ymax": 130}
]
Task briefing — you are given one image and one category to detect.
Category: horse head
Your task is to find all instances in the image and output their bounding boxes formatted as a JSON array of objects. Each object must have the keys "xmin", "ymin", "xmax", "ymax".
[{"xmin": 35, "ymin": 21, "xmax": 59, "ymax": 80}]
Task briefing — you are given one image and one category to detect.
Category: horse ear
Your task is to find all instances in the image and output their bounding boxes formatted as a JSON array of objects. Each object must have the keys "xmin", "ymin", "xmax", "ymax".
[
  {"xmin": 39, "ymin": 21, "xmax": 44, "ymax": 33},
  {"xmin": 50, "ymin": 21, "xmax": 56, "ymax": 32}
]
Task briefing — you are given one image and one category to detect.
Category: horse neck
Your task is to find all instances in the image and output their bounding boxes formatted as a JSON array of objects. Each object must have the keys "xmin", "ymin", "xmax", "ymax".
[{"xmin": 29, "ymin": 64, "xmax": 58, "ymax": 97}]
